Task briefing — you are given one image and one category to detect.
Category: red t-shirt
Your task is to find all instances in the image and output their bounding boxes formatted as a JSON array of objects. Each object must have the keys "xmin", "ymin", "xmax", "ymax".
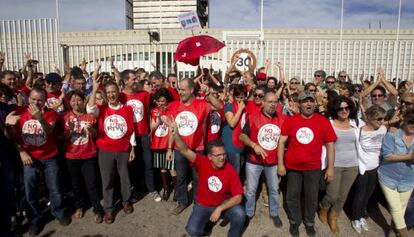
[
  {"xmin": 15, "ymin": 107, "xmax": 59, "ymax": 160},
  {"xmin": 245, "ymin": 100, "xmax": 261, "ymax": 115},
  {"xmin": 281, "ymin": 113, "xmax": 337, "ymax": 170},
  {"xmin": 46, "ymin": 91, "xmax": 65, "ymax": 113},
  {"xmin": 228, "ymin": 102, "xmax": 246, "ymax": 149},
  {"xmin": 96, "ymin": 104, "xmax": 134, "ymax": 152},
  {"xmin": 246, "ymin": 112, "xmax": 284, "ymax": 165},
  {"xmin": 191, "ymin": 154, "xmax": 244, "ymax": 207},
  {"xmin": 166, "ymin": 87, "xmax": 180, "ymax": 101},
  {"xmin": 62, "ymin": 111, "xmax": 98, "ymax": 159},
  {"xmin": 119, "ymin": 91, "xmax": 150, "ymax": 136},
  {"xmin": 167, "ymin": 99, "xmax": 211, "ymax": 150},
  {"xmin": 150, "ymin": 107, "xmax": 169, "ymax": 150},
  {"xmin": 206, "ymin": 107, "xmax": 224, "ymax": 142}
]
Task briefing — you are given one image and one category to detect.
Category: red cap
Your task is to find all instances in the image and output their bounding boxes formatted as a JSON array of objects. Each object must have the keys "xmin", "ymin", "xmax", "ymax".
[{"xmin": 257, "ymin": 72, "xmax": 267, "ymax": 81}]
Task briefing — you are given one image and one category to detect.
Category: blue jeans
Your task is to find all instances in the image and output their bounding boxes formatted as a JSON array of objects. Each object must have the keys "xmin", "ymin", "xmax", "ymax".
[
  {"xmin": 24, "ymin": 158, "xmax": 65, "ymax": 225},
  {"xmin": 405, "ymin": 191, "xmax": 414, "ymax": 227},
  {"xmin": 227, "ymin": 152, "xmax": 242, "ymax": 174},
  {"xmin": 174, "ymin": 150, "xmax": 199, "ymax": 206},
  {"xmin": 186, "ymin": 203, "xmax": 245, "ymax": 237},
  {"xmin": 245, "ymin": 162, "xmax": 279, "ymax": 217}
]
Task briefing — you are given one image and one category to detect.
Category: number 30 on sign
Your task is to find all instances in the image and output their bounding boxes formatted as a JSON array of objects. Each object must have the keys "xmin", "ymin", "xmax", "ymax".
[{"xmin": 231, "ymin": 49, "xmax": 257, "ymax": 73}]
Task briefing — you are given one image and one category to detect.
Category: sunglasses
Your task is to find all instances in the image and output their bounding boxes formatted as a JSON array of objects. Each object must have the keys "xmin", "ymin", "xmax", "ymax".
[
  {"xmin": 291, "ymin": 82, "xmax": 300, "ymax": 84},
  {"xmin": 376, "ymin": 117, "xmax": 385, "ymax": 122},
  {"xmin": 326, "ymin": 81, "xmax": 335, "ymax": 84},
  {"xmin": 338, "ymin": 106, "xmax": 350, "ymax": 111},
  {"xmin": 402, "ymin": 101, "xmax": 413, "ymax": 106},
  {"xmin": 339, "ymin": 75, "xmax": 346, "ymax": 78},
  {"xmin": 372, "ymin": 94, "xmax": 384, "ymax": 98},
  {"xmin": 308, "ymin": 89, "xmax": 316, "ymax": 92},
  {"xmin": 253, "ymin": 93, "xmax": 264, "ymax": 98},
  {"xmin": 314, "ymin": 75, "xmax": 322, "ymax": 77}
]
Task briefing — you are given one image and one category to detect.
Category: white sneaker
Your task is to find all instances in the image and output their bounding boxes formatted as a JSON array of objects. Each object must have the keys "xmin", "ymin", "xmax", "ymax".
[
  {"xmin": 151, "ymin": 191, "xmax": 162, "ymax": 202},
  {"xmin": 352, "ymin": 220, "xmax": 362, "ymax": 234},
  {"xmin": 360, "ymin": 218, "xmax": 369, "ymax": 231}
]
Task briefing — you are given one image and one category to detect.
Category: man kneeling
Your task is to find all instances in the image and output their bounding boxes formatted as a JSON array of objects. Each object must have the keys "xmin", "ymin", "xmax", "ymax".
[{"xmin": 163, "ymin": 117, "xmax": 245, "ymax": 237}]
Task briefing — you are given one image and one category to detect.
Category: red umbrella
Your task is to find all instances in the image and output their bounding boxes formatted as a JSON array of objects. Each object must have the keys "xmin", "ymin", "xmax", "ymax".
[{"xmin": 174, "ymin": 35, "xmax": 225, "ymax": 66}]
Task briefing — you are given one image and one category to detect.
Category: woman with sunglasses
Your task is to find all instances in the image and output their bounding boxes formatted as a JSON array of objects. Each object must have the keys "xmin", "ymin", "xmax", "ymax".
[
  {"xmin": 319, "ymin": 96, "xmax": 360, "ymax": 234},
  {"xmin": 222, "ymin": 84, "xmax": 247, "ymax": 174},
  {"xmin": 350, "ymin": 105, "xmax": 387, "ymax": 233},
  {"xmin": 379, "ymin": 109, "xmax": 414, "ymax": 237}
]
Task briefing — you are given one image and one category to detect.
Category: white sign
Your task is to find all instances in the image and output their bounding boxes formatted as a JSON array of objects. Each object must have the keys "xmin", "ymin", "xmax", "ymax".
[{"xmin": 178, "ymin": 11, "xmax": 201, "ymax": 30}]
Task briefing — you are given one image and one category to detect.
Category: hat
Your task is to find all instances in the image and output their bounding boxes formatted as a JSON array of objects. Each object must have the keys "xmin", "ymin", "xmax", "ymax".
[
  {"xmin": 256, "ymin": 72, "xmax": 267, "ymax": 81},
  {"xmin": 298, "ymin": 92, "xmax": 315, "ymax": 101},
  {"xmin": 45, "ymin": 73, "xmax": 62, "ymax": 83}
]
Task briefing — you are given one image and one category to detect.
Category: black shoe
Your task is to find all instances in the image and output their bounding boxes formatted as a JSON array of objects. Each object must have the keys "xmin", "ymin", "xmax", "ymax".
[
  {"xmin": 272, "ymin": 216, "xmax": 283, "ymax": 228},
  {"xmin": 244, "ymin": 216, "xmax": 252, "ymax": 229},
  {"xmin": 219, "ymin": 217, "xmax": 230, "ymax": 227},
  {"xmin": 58, "ymin": 216, "xmax": 71, "ymax": 226},
  {"xmin": 289, "ymin": 223, "xmax": 300, "ymax": 237},
  {"xmin": 28, "ymin": 224, "xmax": 41, "ymax": 236},
  {"xmin": 305, "ymin": 225, "xmax": 316, "ymax": 237},
  {"xmin": 171, "ymin": 204, "xmax": 188, "ymax": 215}
]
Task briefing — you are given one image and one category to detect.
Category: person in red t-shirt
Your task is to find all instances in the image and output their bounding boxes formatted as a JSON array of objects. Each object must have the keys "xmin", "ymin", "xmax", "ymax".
[
  {"xmin": 5, "ymin": 87, "xmax": 70, "ymax": 235},
  {"xmin": 87, "ymin": 76, "xmax": 136, "ymax": 224},
  {"xmin": 240, "ymin": 89, "xmax": 284, "ymax": 229},
  {"xmin": 150, "ymin": 88, "xmax": 177, "ymax": 201},
  {"xmin": 60, "ymin": 90, "xmax": 103, "ymax": 223},
  {"xmin": 166, "ymin": 78, "xmax": 223, "ymax": 215},
  {"xmin": 163, "ymin": 116, "xmax": 245, "ymax": 237},
  {"xmin": 119, "ymin": 69, "xmax": 161, "ymax": 202},
  {"xmin": 277, "ymin": 92, "xmax": 336, "ymax": 237}
]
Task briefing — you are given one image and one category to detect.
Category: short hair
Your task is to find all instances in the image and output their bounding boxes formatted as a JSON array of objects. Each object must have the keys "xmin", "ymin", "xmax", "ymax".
[
  {"xmin": 206, "ymin": 139, "xmax": 225, "ymax": 155},
  {"xmin": 121, "ymin": 69, "xmax": 135, "ymax": 81},
  {"xmin": 167, "ymin": 73, "xmax": 177, "ymax": 80},
  {"xmin": 149, "ymin": 71, "xmax": 165, "ymax": 81},
  {"xmin": 103, "ymin": 81, "xmax": 119, "ymax": 93},
  {"xmin": 365, "ymin": 105, "xmax": 386, "ymax": 119},
  {"xmin": 67, "ymin": 89, "xmax": 86, "ymax": 102},
  {"xmin": 326, "ymin": 75, "xmax": 336, "ymax": 81},
  {"xmin": 0, "ymin": 70, "xmax": 16, "ymax": 80},
  {"xmin": 371, "ymin": 86, "xmax": 386, "ymax": 96},
  {"xmin": 207, "ymin": 82, "xmax": 220, "ymax": 92},
  {"xmin": 328, "ymin": 95, "xmax": 357, "ymax": 120},
  {"xmin": 314, "ymin": 70, "xmax": 326, "ymax": 79},
  {"xmin": 263, "ymin": 87, "xmax": 277, "ymax": 100},
  {"xmin": 30, "ymin": 86, "xmax": 47, "ymax": 100},
  {"xmin": 255, "ymin": 84, "xmax": 267, "ymax": 92},
  {"xmin": 71, "ymin": 66, "xmax": 83, "ymax": 79},
  {"xmin": 304, "ymin": 82, "xmax": 316, "ymax": 91},
  {"xmin": 0, "ymin": 83, "xmax": 14, "ymax": 100},
  {"xmin": 181, "ymin": 78, "xmax": 195, "ymax": 90},
  {"xmin": 339, "ymin": 81, "xmax": 355, "ymax": 96},
  {"xmin": 288, "ymin": 93, "xmax": 299, "ymax": 102}
]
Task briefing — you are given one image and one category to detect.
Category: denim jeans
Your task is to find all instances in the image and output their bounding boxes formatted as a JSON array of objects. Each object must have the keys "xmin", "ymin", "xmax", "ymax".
[
  {"xmin": 23, "ymin": 158, "xmax": 65, "ymax": 225},
  {"xmin": 227, "ymin": 152, "xmax": 242, "ymax": 174},
  {"xmin": 245, "ymin": 162, "xmax": 279, "ymax": 217},
  {"xmin": 130, "ymin": 135, "xmax": 155, "ymax": 193},
  {"xmin": 186, "ymin": 203, "xmax": 245, "ymax": 237},
  {"xmin": 352, "ymin": 168, "xmax": 378, "ymax": 220},
  {"xmin": 174, "ymin": 150, "xmax": 199, "ymax": 206}
]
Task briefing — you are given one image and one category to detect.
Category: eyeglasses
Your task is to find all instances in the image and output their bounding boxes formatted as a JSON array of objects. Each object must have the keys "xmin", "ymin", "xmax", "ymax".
[
  {"xmin": 326, "ymin": 81, "xmax": 335, "ymax": 84},
  {"xmin": 314, "ymin": 75, "xmax": 322, "ymax": 77},
  {"xmin": 291, "ymin": 81, "xmax": 300, "ymax": 84},
  {"xmin": 372, "ymin": 94, "xmax": 384, "ymax": 98},
  {"xmin": 376, "ymin": 117, "xmax": 385, "ymax": 122},
  {"xmin": 253, "ymin": 93, "xmax": 264, "ymax": 98},
  {"xmin": 339, "ymin": 75, "xmax": 346, "ymax": 78},
  {"xmin": 338, "ymin": 106, "xmax": 350, "ymax": 111},
  {"xmin": 308, "ymin": 89, "xmax": 316, "ymax": 92}
]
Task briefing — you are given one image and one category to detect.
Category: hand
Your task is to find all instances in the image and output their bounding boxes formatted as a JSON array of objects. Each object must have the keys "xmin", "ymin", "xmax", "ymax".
[
  {"xmin": 275, "ymin": 61, "xmax": 283, "ymax": 69},
  {"xmin": 264, "ymin": 58, "xmax": 270, "ymax": 68},
  {"xmin": 0, "ymin": 51, "xmax": 5, "ymax": 64},
  {"xmin": 253, "ymin": 144, "xmax": 267, "ymax": 159},
  {"xmin": 5, "ymin": 111, "xmax": 20, "ymax": 126},
  {"xmin": 24, "ymin": 52, "xmax": 32, "ymax": 64},
  {"xmin": 277, "ymin": 164, "xmax": 286, "ymax": 176},
  {"xmin": 95, "ymin": 60, "xmax": 101, "ymax": 71},
  {"xmin": 160, "ymin": 115, "xmax": 177, "ymax": 133},
  {"xmin": 108, "ymin": 57, "xmax": 114, "ymax": 67},
  {"xmin": 129, "ymin": 148, "xmax": 135, "ymax": 162},
  {"xmin": 80, "ymin": 58, "xmax": 87, "ymax": 71},
  {"xmin": 377, "ymin": 68, "xmax": 385, "ymax": 80},
  {"xmin": 20, "ymin": 151, "xmax": 33, "ymax": 166},
  {"xmin": 28, "ymin": 104, "xmax": 42, "ymax": 120},
  {"xmin": 64, "ymin": 64, "xmax": 71, "ymax": 74},
  {"xmin": 237, "ymin": 100, "xmax": 245, "ymax": 111},
  {"xmin": 209, "ymin": 207, "xmax": 222, "ymax": 223},
  {"xmin": 324, "ymin": 167, "xmax": 334, "ymax": 183},
  {"xmin": 166, "ymin": 149, "xmax": 173, "ymax": 161},
  {"xmin": 200, "ymin": 83, "xmax": 208, "ymax": 93}
]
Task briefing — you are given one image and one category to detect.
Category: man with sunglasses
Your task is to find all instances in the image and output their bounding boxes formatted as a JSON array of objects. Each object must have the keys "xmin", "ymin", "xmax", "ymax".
[{"xmin": 44, "ymin": 73, "xmax": 65, "ymax": 113}]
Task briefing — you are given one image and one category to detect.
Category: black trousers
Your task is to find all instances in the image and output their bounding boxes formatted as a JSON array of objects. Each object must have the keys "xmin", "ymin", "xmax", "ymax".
[
  {"xmin": 351, "ymin": 168, "xmax": 377, "ymax": 220},
  {"xmin": 286, "ymin": 169, "xmax": 321, "ymax": 226},
  {"xmin": 66, "ymin": 158, "xmax": 103, "ymax": 215}
]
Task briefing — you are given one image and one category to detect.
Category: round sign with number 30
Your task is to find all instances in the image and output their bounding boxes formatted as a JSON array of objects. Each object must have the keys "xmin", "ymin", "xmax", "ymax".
[{"xmin": 231, "ymin": 49, "xmax": 257, "ymax": 73}]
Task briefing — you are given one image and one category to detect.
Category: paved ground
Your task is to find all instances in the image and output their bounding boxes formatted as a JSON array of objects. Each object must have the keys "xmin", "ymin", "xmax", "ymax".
[{"xmin": 17, "ymin": 191, "xmax": 413, "ymax": 237}]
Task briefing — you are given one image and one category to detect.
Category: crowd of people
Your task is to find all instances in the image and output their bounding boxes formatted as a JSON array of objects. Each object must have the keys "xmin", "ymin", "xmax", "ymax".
[{"xmin": 0, "ymin": 52, "xmax": 414, "ymax": 237}]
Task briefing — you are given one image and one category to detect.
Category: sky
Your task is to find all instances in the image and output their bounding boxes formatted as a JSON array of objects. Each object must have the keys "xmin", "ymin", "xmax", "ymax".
[{"xmin": 0, "ymin": 0, "xmax": 413, "ymax": 31}]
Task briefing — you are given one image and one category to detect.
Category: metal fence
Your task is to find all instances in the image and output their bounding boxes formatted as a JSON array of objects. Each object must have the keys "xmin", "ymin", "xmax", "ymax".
[{"xmin": 1, "ymin": 18, "xmax": 413, "ymax": 83}]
